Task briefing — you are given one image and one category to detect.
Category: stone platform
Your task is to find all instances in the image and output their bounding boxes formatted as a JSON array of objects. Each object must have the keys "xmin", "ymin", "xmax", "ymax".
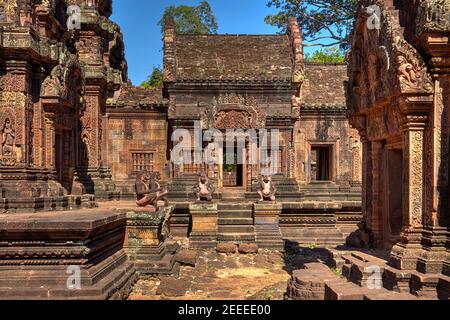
[
  {"xmin": 125, "ymin": 206, "xmax": 179, "ymax": 275},
  {"xmin": 171, "ymin": 200, "xmax": 361, "ymax": 249},
  {"xmin": 0, "ymin": 209, "xmax": 137, "ymax": 300}
]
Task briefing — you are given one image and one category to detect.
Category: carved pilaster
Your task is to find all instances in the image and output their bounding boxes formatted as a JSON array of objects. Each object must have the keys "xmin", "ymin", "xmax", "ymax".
[
  {"xmin": 44, "ymin": 112, "xmax": 55, "ymax": 171},
  {"xmin": 403, "ymin": 116, "xmax": 427, "ymax": 229}
]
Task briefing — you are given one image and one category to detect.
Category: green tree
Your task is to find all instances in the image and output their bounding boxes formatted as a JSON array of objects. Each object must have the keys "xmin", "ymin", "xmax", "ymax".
[
  {"xmin": 305, "ymin": 47, "xmax": 345, "ymax": 63},
  {"xmin": 158, "ymin": 1, "xmax": 218, "ymax": 35},
  {"xmin": 140, "ymin": 66, "xmax": 163, "ymax": 89},
  {"xmin": 265, "ymin": 0, "xmax": 357, "ymax": 50}
]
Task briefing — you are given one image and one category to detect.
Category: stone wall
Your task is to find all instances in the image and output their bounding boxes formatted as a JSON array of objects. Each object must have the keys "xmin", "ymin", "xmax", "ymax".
[
  {"xmin": 105, "ymin": 115, "xmax": 169, "ymax": 197},
  {"xmin": 105, "ymin": 87, "xmax": 169, "ymax": 198}
]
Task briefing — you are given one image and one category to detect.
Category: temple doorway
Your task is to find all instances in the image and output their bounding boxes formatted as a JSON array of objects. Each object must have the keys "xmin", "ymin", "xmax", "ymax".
[
  {"xmin": 222, "ymin": 147, "xmax": 244, "ymax": 188},
  {"xmin": 386, "ymin": 148, "xmax": 403, "ymax": 245},
  {"xmin": 55, "ymin": 128, "xmax": 74, "ymax": 194}
]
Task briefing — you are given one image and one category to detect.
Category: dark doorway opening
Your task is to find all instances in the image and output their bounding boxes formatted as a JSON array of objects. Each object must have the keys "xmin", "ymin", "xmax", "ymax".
[
  {"xmin": 387, "ymin": 149, "xmax": 403, "ymax": 240},
  {"xmin": 311, "ymin": 146, "xmax": 332, "ymax": 181},
  {"xmin": 236, "ymin": 162, "xmax": 243, "ymax": 187},
  {"xmin": 223, "ymin": 147, "xmax": 244, "ymax": 188}
]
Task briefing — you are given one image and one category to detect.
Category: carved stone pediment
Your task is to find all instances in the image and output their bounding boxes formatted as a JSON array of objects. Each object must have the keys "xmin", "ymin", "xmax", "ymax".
[
  {"xmin": 201, "ymin": 94, "xmax": 266, "ymax": 129},
  {"xmin": 41, "ymin": 48, "xmax": 84, "ymax": 109},
  {"xmin": 347, "ymin": 1, "xmax": 434, "ymax": 118}
]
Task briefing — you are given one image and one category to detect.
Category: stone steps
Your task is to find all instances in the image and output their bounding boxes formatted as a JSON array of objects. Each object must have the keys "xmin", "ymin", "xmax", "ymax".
[
  {"xmin": 217, "ymin": 201, "xmax": 256, "ymax": 243},
  {"xmin": 324, "ymin": 278, "xmax": 418, "ymax": 300},
  {"xmin": 218, "ymin": 217, "xmax": 254, "ymax": 225},
  {"xmin": 218, "ymin": 225, "xmax": 255, "ymax": 234},
  {"xmin": 221, "ymin": 187, "xmax": 246, "ymax": 202},
  {"xmin": 218, "ymin": 233, "xmax": 256, "ymax": 243},
  {"xmin": 285, "ymin": 260, "xmax": 419, "ymax": 300},
  {"xmin": 328, "ymin": 249, "xmax": 448, "ymax": 300}
]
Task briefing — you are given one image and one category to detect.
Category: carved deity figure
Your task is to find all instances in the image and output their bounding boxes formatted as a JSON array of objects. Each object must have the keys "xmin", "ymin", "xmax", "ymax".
[
  {"xmin": 2, "ymin": 118, "xmax": 15, "ymax": 156},
  {"xmin": 135, "ymin": 171, "xmax": 168, "ymax": 208},
  {"xmin": 193, "ymin": 172, "xmax": 215, "ymax": 201},
  {"xmin": 257, "ymin": 175, "xmax": 276, "ymax": 202},
  {"xmin": 397, "ymin": 56, "xmax": 417, "ymax": 85}
]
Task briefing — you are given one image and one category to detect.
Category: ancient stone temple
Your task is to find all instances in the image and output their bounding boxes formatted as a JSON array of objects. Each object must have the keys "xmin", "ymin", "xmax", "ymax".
[
  {"xmin": 344, "ymin": 0, "xmax": 450, "ymax": 298},
  {"xmin": 0, "ymin": 0, "xmax": 124, "ymax": 213},
  {"xmin": 104, "ymin": 17, "xmax": 363, "ymax": 247},
  {"xmin": 7, "ymin": 0, "xmax": 448, "ymax": 301}
]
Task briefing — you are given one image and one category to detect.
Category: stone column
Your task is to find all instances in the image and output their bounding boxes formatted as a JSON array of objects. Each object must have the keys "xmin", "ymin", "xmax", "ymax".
[
  {"xmin": 389, "ymin": 116, "xmax": 427, "ymax": 270},
  {"xmin": 417, "ymin": 76, "xmax": 449, "ymax": 274},
  {"xmin": 254, "ymin": 202, "xmax": 284, "ymax": 250},
  {"xmin": 189, "ymin": 203, "xmax": 218, "ymax": 248}
]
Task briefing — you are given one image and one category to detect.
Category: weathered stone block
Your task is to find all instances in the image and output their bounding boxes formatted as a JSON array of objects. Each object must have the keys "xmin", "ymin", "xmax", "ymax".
[
  {"xmin": 254, "ymin": 203, "xmax": 284, "ymax": 250},
  {"xmin": 0, "ymin": 210, "xmax": 137, "ymax": 300},
  {"xmin": 176, "ymin": 249, "xmax": 198, "ymax": 267},
  {"xmin": 238, "ymin": 243, "xmax": 259, "ymax": 254},
  {"xmin": 125, "ymin": 206, "xmax": 178, "ymax": 275},
  {"xmin": 217, "ymin": 242, "xmax": 237, "ymax": 254},
  {"xmin": 189, "ymin": 203, "xmax": 218, "ymax": 249}
]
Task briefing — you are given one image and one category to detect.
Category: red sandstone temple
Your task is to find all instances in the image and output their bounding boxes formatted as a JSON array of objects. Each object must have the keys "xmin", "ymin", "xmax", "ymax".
[{"xmin": 0, "ymin": 0, "xmax": 448, "ymax": 300}]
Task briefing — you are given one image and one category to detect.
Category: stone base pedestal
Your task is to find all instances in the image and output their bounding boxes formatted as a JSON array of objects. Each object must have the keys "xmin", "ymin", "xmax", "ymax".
[
  {"xmin": 189, "ymin": 203, "xmax": 218, "ymax": 249},
  {"xmin": 417, "ymin": 227, "xmax": 449, "ymax": 274},
  {"xmin": 388, "ymin": 228, "xmax": 423, "ymax": 271},
  {"xmin": 74, "ymin": 166, "xmax": 121, "ymax": 201},
  {"xmin": 0, "ymin": 210, "xmax": 137, "ymax": 300},
  {"xmin": 125, "ymin": 206, "xmax": 178, "ymax": 275},
  {"xmin": 254, "ymin": 202, "xmax": 284, "ymax": 250},
  {"xmin": 169, "ymin": 203, "xmax": 191, "ymax": 238}
]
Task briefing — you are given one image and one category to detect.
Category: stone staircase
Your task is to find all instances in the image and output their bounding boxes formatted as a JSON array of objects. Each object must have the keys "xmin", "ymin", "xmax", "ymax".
[
  {"xmin": 300, "ymin": 182, "xmax": 361, "ymax": 203},
  {"xmin": 217, "ymin": 202, "xmax": 256, "ymax": 243},
  {"xmin": 286, "ymin": 251, "xmax": 423, "ymax": 300},
  {"xmin": 220, "ymin": 187, "xmax": 246, "ymax": 202},
  {"xmin": 326, "ymin": 249, "xmax": 449, "ymax": 300}
]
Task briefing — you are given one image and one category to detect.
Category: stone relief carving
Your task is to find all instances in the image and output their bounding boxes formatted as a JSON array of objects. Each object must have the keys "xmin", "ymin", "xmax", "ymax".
[
  {"xmin": 417, "ymin": 0, "xmax": 450, "ymax": 34},
  {"xmin": 347, "ymin": 0, "xmax": 435, "ymax": 124},
  {"xmin": 41, "ymin": 47, "xmax": 84, "ymax": 105},
  {"xmin": 1, "ymin": 118, "xmax": 15, "ymax": 156},
  {"xmin": 202, "ymin": 93, "xmax": 266, "ymax": 130},
  {"xmin": 409, "ymin": 130, "xmax": 424, "ymax": 227},
  {"xmin": 214, "ymin": 110, "xmax": 252, "ymax": 130},
  {"xmin": 394, "ymin": 37, "xmax": 434, "ymax": 94}
]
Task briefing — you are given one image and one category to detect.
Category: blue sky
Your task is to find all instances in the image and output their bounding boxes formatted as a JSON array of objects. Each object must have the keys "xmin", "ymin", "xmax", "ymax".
[{"xmin": 111, "ymin": 0, "xmax": 308, "ymax": 86}]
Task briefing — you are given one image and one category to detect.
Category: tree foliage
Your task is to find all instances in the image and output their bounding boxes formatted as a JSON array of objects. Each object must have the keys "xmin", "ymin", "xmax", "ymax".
[
  {"xmin": 158, "ymin": 1, "xmax": 218, "ymax": 35},
  {"xmin": 265, "ymin": 0, "xmax": 357, "ymax": 50},
  {"xmin": 140, "ymin": 66, "xmax": 163, "ymax": 89},
  {"xmin": 305, "ymin": 47, "xmax": 345, "ymax": 63}
]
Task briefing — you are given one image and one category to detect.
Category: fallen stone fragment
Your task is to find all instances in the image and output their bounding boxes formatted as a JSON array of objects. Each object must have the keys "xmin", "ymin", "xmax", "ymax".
[
  {"xmin": 156, "ymin": 278, "xmax": 190, "ymax": 297},
  {"xmin": 238, "ymin": 243, "xmax": 259, "ymax": 254},
  {"xmin": 176, "ymin": 249, "xmax": 198, "ymax": 267},
  {"xmin": 217, "ymin": 242, "xmax": 237, "ymax": 254}
]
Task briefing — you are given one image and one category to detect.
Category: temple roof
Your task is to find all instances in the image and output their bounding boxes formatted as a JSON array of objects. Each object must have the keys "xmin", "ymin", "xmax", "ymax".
[
  {"xmin": 107, "ymin": 86, "xmax": 166, "ymax": 108},
  {"xmin": 173, "ymin": 34, "xmax": 293, "ymax": 83},
  {"xmin": 303, "ymin": 62, "xmax": 347, "ymax": 108}
]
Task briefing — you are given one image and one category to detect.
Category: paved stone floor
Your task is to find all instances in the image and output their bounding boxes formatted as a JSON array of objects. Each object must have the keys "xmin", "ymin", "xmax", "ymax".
[{"xmin": 129, "ymin": 248, "xmax": 326, "ymax": 300}]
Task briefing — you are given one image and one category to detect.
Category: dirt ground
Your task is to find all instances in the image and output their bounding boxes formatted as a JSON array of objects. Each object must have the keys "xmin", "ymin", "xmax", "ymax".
[{"xmin": 129, "ymin": 247, "xmax": 326, "ymax": 300}]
